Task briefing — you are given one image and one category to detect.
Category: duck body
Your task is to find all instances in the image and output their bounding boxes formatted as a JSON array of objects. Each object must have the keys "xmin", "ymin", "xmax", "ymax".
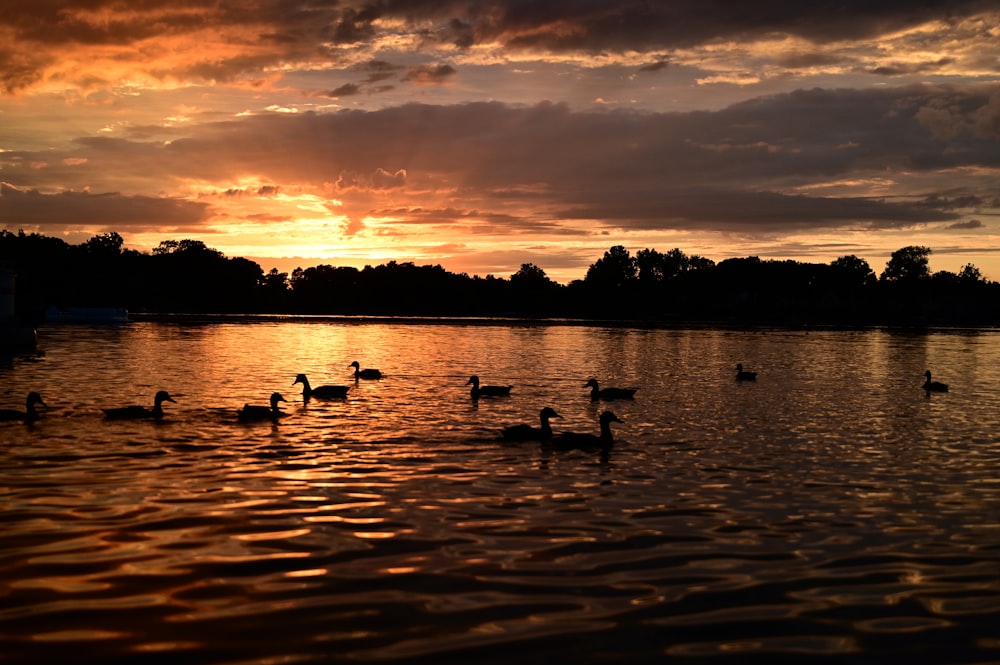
[
  {"xmin": 0, "ymin": 392, "xmax": 46, "ymax": 423},
  {"xmin": 294, "ymin": 374, "xmax": 349, "ymax": 399},
  {"xmin": 553, "ymin": 411, "xmax": 623, "ymax": 451},
  {"xmin": 467, "ymin": 375, "xmax": 512, "ymax": 399},
  {"xmin": 584, "ymin": 378, "xmax": 636, "ymax": 400},
  {"xmin": 502, "ymin": 407, "xmax": 560, "ymax": 441},
  {"xmin": 923, "ymin": 370, "xmax": 948, "ymax": 392},
  {"xmin": 238, "ymin": 392, "xmax": 288, "ymax": 422},
  {"xmin": 350, "ymin": 361, "xmax": 382, "ymax": 380},
  {"xmin": 103, "ymin": 390, "xmax": 175, "ymax": 420},
  {"xmin": 735, "ymin": 363, "xmax": 757, "ymax": 381}
]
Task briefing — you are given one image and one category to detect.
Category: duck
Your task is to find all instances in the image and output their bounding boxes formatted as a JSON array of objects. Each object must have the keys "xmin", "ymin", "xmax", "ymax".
[
  {"xmin": 736, "ymin": 363, "xmax": 757, "ymax": 381},
  {"xmin": 294, "ymin": 373, "xmax": 349, "ymax": 399},
  {"xmin": 103, "ymin": 390, "xmax": 175, "ymax": 420},
  {"xmin": 0, "ymin": 392, "xmax": 46, "ymax": 423},
  {"xmin": 466, "ymin": 375, "xmax": 512, "ymax": 399},
  {"xmin": 552, "ymin": 411, "xmax": 623, "ymax": 451},
  {"xmin": 350, "ymin": 361, "xmax": 382, "ymax": 380},
  {"xmin": 501, "ymin": 407, "xmax": 560, "ymax": 441},
  {"xmin": 584, "ymin": 378, "xmax": 636, "ymax": 400},
  {"xmin": 923, "ymin": 370, "xmax": 948, "ymax": 392},
  {"xmin": 238, "ymin": 392, "xmax": 288, "ymax": 422}
]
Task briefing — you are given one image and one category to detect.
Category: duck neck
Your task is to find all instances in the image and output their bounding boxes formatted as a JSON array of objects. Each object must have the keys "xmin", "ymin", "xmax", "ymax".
[{"xmin": 599, "ymin": 422, "xmax": 615, "ymax": 445}]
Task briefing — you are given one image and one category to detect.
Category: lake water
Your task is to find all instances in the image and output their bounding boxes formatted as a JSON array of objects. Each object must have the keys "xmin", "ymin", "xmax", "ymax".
[{"xmin": 1, "ymin": 319, "xmax": 998, "ymax": 664}]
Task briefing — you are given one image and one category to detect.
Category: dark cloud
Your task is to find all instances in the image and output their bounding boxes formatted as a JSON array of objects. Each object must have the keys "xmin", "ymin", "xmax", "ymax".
[
  {"xmin": 0, "ymin": 181, "xmax": 210, "ymax": 229},
  {"xmin": 869, "ymin": 58, "xmax": 955, "ymax": 76},
  {"xmin": 945, "ymin": 219, "xmax": 984, "ymax": 229},
  {"xmin": 359, "ymin": 60, "xmax": 403, "ymax": 81},
  {"xmin": 5, "ymin": 83, "xmax": 998, "ymax": 237},
  {"xmin": 326, "ymin": 83, "xmax": 362, "ymax": 98},
  {"xmin": 919, "ymin": 194, "xmax": 984, "ymax": 209},
  {"xmin": 408, "ymin": 0, "xmax": 996, "ymax": 52},
  {"xmin": 777, "ymin": 52, "xmax": 848, "ymax": 69},
  {"xmin": 0, "ymin": 47, "xmax": 50, "ymax": 94},
  {"xmin": 638, "ymin": 61, "xmax": 669, "ymax": 73},
  {"xmin": 552, "ymin": 177, "xmax": 960, "ymax": 233},
  {"xmin": 403, "ymin": 64, "xmax": 457, "ymax": 85},
  {"xmin": 3, "ymin": 1, "xmax": 996, "ymax": 93}
]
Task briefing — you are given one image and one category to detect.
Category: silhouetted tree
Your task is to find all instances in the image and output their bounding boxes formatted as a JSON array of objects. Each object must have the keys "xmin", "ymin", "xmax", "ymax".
[
  {"xmin": 289, "ymin": 265, "xmax": 361, "ymax": 312},
  {"xmin": 147, "ymin": 239, "xmax": 261, "ymax": 311},
  {"xmin": 830, "ymin": 255, "xmax": 875, "ymax": 288},
  {"xmin": 585, "ymin": 245, "xmax": 637, "ymax": 289},
  {"xmin": 635, "ymin": 247, "xmax": 703, "ymax": 284},
  {"xmin": 958, "ymin": 263, "xmax": 984, "ymax": 284},
  {"xmin": 2, "ymin": 230, "xmax": 997, "ymax": 323},
  {"xmin": 881, "ymin": 246, "xmax": 932, "ymax": 282},
  {"xmin": 255, "ymin": 268, "xmax": 289, "ymax": 312},
  {"xmin": 84, "ymin": 232, "xmax": 124, "ymax": 257},
  {"xmin": 510, "ymin": 263, "xmax": 550, "ymax": 286},
  {"xmin": 509, "ymin": 263, "xmax": 561, "ymax": 315}
]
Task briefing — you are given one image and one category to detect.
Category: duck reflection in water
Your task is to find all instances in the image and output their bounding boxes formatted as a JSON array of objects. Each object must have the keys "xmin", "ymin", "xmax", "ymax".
[
  {"xmin": 103, "ymin": 390, "xmax": 175, "ymax": 420},
  {"xmin": 466, "ymin": 375, "xmax": 512, "ymax": 399},
  {"xmin": 584, "ymin": 378, "xmax": 636, "ymax": 400},
  {"xmin": 238, "ymin": 392, "xmax": 288, "ymax": 422},
  {"xmin": 294, "ymin": 373, "xmax": 349, "ymax": 400},
  {"xmin": 0, "ymin": 391, "xmax": 46, "ymax": 423},
  {"xmin": 552, "ymin": 410, "xmax": 623, "ymax": 452},
  {"xmin": 502, "ymin": 407, "xmax": 560, "ymax": 441},
  {"xmin": 350, "ymin": 361, "xmax": 382, "ymax": 380}
]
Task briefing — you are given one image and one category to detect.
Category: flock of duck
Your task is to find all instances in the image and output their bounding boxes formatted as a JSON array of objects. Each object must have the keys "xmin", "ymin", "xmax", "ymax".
[
  {"xmin": 244, "ymin": 366, "xmax": 641, "ymax": 451},
  {"xmin": 0, "ymin": 363, "xmax": 951, "ymax": 450}
]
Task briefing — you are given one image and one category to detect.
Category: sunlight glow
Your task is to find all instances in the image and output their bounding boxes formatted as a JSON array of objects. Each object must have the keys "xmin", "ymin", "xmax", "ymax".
[{"xmin": 2, "ymin": 3, "xmax": 998, "ymax": 282}]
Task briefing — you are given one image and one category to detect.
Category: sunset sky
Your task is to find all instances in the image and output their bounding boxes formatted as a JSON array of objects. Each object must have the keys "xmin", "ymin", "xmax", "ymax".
[{"xmin": 2, "ymin": 1, "xmax": 999, "ymax": 283}]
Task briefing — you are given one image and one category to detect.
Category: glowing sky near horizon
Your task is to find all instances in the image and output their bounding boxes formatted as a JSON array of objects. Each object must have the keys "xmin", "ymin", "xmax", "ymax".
[{"xmin": 1, "ymin": 0, "xmax": 999, "ymax": 283}]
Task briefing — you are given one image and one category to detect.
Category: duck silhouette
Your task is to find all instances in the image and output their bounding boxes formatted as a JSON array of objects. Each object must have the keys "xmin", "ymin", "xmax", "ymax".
[
  {"xmin": 238, "ymin": 392, "xmax": 288, "ymax": 422},
  {"xmin": 294, "ymin": 374, "xmax": 349, "ymax": 399},
  {"xmin": 584, "ymin": 378, "xmax": 636, "ymax": 400},
  {"xmin": 552, "ymin": 411, "xmax": 623, "ymax": 451},
  {"xmin": 466, "ymin": 375, "xmax": 512, "ymax": 399},
  {"xmin": 736, "ymin": 363, "xmax": 757, "ymax": 381},
  {"xmin": 350, "ymin": 361, "xmax": 382, "ymax": 380},
  {"xmin": 923, "ymin": 370, "xmax": 948, "ymax": 392},
  {"xmin": 103, "ymin": 390, "xmax": 175, "ymax": 420},
  {"xmin": 501, "ymin": 407, "xmax": 560, "ymax": 441},
  {"xmin": 0, "ymin": 392, "xmax": 46, "ymax": 423}
]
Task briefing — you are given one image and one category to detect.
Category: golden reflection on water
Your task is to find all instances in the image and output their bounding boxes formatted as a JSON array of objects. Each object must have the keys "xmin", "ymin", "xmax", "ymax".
[{"xmin": 0, "ymin": 322, "xmax": 998, "ymax": 664}]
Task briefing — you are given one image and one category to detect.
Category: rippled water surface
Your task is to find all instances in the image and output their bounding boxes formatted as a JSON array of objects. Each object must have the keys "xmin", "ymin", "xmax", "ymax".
[{"xmin": 1, "ymin": 319, "xmax": 998, "ymax": 664}]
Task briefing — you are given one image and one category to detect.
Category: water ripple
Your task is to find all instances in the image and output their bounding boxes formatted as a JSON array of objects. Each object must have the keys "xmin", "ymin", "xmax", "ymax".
[{"xmin": 0, "ymin": 323, "xmax": 998, "ymax": 663}]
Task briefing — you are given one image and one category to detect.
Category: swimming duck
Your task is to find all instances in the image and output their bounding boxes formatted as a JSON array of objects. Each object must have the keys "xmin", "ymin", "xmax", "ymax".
[
  {"xmin": 553, "ymin": 410, "xmax": 623, "ymax": 451},
  {"xmin": 294, "ymin": 374, "xmax": 349, "ymax": 399},
  {"xmin": 923, "ymin": 370, "xmax": 948, "ymax": 392},
  {"xmin": 466, "ymin": 375, "xmax": 512, "ymax": 399},
  {"xmin": 103, "ymin": 390, "xmax": 175, "ymax": 420},
  {"xmin": 350, "ymin": 361, "xmax": 382, "ymax": 380},
  {"xmin": 736, "ymin": 363, "xmax": 757, "ymax": 381},
  {"xmin": 584, "ymin": 378, "xmax": 636, "ymax": 400},
  {"xmin": 0, "ymin": 392, "xmax": 46, "ymax": 423},
  {"xmin": 238, "ymin": 392, "xmax": 288, "ymax": 422},
  {"xmin": 501, "ymin": 407, "xmax": 560, "ymax": 441}
]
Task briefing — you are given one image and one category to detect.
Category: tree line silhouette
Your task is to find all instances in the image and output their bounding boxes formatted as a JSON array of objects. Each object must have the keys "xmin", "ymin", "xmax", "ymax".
[{"xmin": 2, "ymin": 230, "xmax": 997, "ymax": 326}]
